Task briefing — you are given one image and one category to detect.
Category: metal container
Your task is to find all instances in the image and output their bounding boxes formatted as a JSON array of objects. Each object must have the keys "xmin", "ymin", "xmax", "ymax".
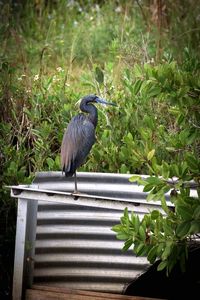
[{"xmin": 10, "ymin": 172, "xmax": 179, "ymax": 300}]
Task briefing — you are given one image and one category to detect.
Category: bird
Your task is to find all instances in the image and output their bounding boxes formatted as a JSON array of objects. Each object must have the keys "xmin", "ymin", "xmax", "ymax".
[{"xmin": 61, "ymin": 94, "xmax": 116, "ymax": 193}]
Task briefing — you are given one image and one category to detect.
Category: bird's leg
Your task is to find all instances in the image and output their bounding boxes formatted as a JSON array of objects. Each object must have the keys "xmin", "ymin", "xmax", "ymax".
[{"xmin": 74, "ymin": 171, "xmax": 78, "ymax": 193}]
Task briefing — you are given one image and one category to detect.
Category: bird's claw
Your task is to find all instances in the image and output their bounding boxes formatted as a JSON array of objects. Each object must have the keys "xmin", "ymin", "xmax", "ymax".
[{"xmin": 71, "ymin": 191, "xmax": 81, "ymax": 200}]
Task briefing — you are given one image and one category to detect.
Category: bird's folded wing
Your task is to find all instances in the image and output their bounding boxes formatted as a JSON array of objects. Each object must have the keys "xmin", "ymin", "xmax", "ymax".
[{"xmin": 61, "ymin": 114, "xmax": 95, "ymax": 174}]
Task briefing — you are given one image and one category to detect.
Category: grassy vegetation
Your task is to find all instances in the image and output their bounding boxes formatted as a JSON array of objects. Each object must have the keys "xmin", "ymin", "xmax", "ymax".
[{"xmin": 0, "ymin": 0, "xmax": 200, "ymax": 298}]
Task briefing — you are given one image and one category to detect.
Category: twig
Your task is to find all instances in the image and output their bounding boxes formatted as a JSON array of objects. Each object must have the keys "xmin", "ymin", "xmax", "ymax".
[
  {"xmin": 135, "ymin": 0, "xmax": 149, "ymax": 29},
  {"xmin": 166, "ymin": 180, "xmax": 200, "ymax": 189},
  {"xmin": 173, "ymin": 27, "xmax": 200, "ymax": 39}
]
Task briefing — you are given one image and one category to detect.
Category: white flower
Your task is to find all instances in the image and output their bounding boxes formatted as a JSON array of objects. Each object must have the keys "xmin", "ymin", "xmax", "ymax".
[
  {"xmin": 34, "ymin": 74, "xmax": 39, "ymax": 81},
  {"xmin": 53, "ymin": 75, "xmax": 60, "ymax": 82},
  {"xmin": 115, "ymin": 6, "xmax": 122, "ymax": 13},
  {"xmin": 73, "ymin": 20, "xmax": 78, "ymax": 27},
  {"xmin": 56, "ymin": 67, "xmax": 64, "ymax": 72}
]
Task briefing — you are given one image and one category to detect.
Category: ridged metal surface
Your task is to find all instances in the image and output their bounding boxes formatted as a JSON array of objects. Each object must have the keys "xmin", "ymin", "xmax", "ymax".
[{"xmin": 30, "ymin": 171, "xmax": 177, "ymax": 294}]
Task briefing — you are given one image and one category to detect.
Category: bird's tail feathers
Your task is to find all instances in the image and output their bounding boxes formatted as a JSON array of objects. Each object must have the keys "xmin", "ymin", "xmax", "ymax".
[{"xmin": 63, "ymin": 163, "xmax": 76, "ymax": 177}]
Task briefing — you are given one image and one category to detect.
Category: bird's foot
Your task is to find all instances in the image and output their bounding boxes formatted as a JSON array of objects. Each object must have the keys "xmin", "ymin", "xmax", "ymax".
[{"xmin": 71, "ymin": 190, "xmax": 81, "ymax": 200}]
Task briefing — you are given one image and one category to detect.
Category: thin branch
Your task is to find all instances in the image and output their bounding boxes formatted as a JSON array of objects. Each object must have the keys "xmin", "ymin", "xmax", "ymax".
[
  {"xmin": 173, "ymin": 27, "xmax": 200, "ymax": 39},
  {"xmin": 135, "ymin": 0, "xmax": 149, "ymax": 29},
  {"xmin": 166, "ymin": 180, "xmax": 200, "ymax": 189}
]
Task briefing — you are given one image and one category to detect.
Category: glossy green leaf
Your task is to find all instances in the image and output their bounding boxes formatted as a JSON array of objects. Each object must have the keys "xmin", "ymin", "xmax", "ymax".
[
  {"xmin": 138, "ymin": 225, "xmax": 146, "ymax": 241},
  {"xmin": 176, "ymin": 221, "xmax": 191, "ymax": 238},
  {"xmin": 161, "ymin": 241, "xmax": 173, "ymax": 260},
  {"xmin": 176, "ymin": 205, "xmax": 193, "ymax": 221},
  {"xmin": 133, "ymin": 79, "xmax": 143, "ymax": 94},
  {"xmin": 151, "ymin": 210, "xmax": 160, "ymax": 220},
  {"xmin": 129, "ymin": 175, "xmax": 141, "ymax": 182},
  {"xmin": 147, "ymin": 149, "xmax": 155, "ymax": 161},
  {"xmin": 143, "ymin": 184, "xmax": 154, "ymax": 192},
  {"xmin": 147, "ymin": 245, "xmax": 158, "ymax": 264},
  {"xmin": 134, "ymin": 243, "xmax": 147, "ymax": 256},
  {"xmin": 146, "ymin": 176, "xmax": 162, "ymax": 185},
  {"xmin": 189, "ymin": 220, "xmax": 200, "ymax": 234},
  {"xmin": 157, "ymin": 260, "xmax": 168, "ymax": 272},
  {"xmin": 112, "ymin": 224, "xmax": 122, "ymax": 232},
  {"xmin": 123, "ymin": 238, "xmax": 133, "ymax": 251}
]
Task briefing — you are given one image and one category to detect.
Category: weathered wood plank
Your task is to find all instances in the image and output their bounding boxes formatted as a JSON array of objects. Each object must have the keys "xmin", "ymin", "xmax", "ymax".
[{"xmin": 26, "ymin": 285, "xmax": 164, "ymax": 300}]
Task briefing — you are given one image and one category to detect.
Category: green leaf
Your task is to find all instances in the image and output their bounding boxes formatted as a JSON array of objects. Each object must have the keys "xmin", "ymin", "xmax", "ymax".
[
  {"xmin": 161, "ymin": 196, "xmax": 170, "ymax": 214},
  {"xmin": 146, "ymin": 192, "xmax": 156, "ymax": 201},
  {"xmin": 179, "ymin": 129, "xmax": 190, "ymax": 145},
  {"xmin": 185, "ymin": 154, "xmax": 199, "ymax": 172},
  {"xmin": 143, "ymin": 115, "xmax": 155, "ymax": 130},
  {"xmin": 193, "ymin": 205, "xmax": 200, "ymax": 220},
  {"xmin": 124, "ymin": 132, "xmax": 133, "ymax": 144},
  {"xmin": 46, "ymin": 157, "xmax": 54, "ymax": 169},
  {"xmin": 134, "ymin": 215, "xmax": 140, "ymax": 232},
  {"xmin": 134, "ymin": 243, "xmax": 146, "ymax": 256},
  {"xmin": 95, "ymin": 66, "xmax": 104, "ymax": 84},
  {"xmin": 177, "ymin": 113, "xmax": 185, "ymax": 126},
  {"xmin": 143, "ymin": 184, "xmax": 154, "ymax": 192},
  {"xmin": 161, "ymin": 241, "xmax": 173, "ymax": 260},
  {"xmin": 138, "ymin": 178, "xmax": 149, "ymax": 186},
  {"xmin": 138, "ymin": 225, "xmax": 146, "ymax": 241},
  {"xmin": 176, "ymin": 221, "xmax": 191, "ymax": 238},
  {"xmin": 55, "ymin": 155, "xmax": 61, "ymax": 168},
  {"xmin": 147, "ymin": 85, "xmax": 161, "ymax": 98},
  {"xmin": 112, "ymin": 224, "xmax": 122, "ymax": 232},
  {"xmin": 170, "ymin": 164, "xmax": 180, "ymax": 177},
  {"xmin": 147, "ymin": 245, "xmax": 158, "ymax": 264},
  {"xmin": 162, "ymin": 162, "xmax": 170, "ymax": 180},
  {"xmin": 134, "ymin": 64, "xmax": 143, "ymax": 77},
  {"xmin": 189, "ymin": 220, "xmax": 200, "ymax": 234},
  {"xmin": 157, "ymin": 243, "xmax": 164, "ymax": 256},
  {"xmin": 163, "ymin": 220, "xmax": 174, "ymax": 236},
  {"xmin": 116, "ymin": 232, "xmax": 129, "ymax": 240},
  {"xmin": 176, "ymin": 205, "xmax": 193, "ymax": 221},
  {"xmin": 129, "ymin": 175, "xmax": 141, "ymax": 182},
  {"xmin": 147, "ymin": 149, "xmax": 155, "ymax": 161},
  {"xmin": 133, "ymin": 79, "xmax": 143, "ymax": 94},
  {"xmin": 151, "ymin": 210, "xmax": 160, "ymax": 220},
  {"xmin": 123, "ymin": 239, "xmax": 133, "ymax": 251},
  {"xmin": 124, "ymin": 207, "xmax": 129, "ymax": 220},
  {"xmin": 157, "ymin": 260, "xmax": 168, "ymax": 271},
  {"xmin": 146, "ymin": 176, "xmax": 162, "ymax": 185}
]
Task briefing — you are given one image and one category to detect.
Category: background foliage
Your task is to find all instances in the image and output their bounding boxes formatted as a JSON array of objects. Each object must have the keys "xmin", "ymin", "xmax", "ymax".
[{"xmin": 0, "ymin": 0, "xmax": 200, "ymax": 298}]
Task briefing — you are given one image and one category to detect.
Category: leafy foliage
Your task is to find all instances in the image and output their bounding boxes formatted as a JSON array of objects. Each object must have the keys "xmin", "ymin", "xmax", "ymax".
[{"xmin": 112, "ymin": 60, "xmax": 200, "ymax": 275}]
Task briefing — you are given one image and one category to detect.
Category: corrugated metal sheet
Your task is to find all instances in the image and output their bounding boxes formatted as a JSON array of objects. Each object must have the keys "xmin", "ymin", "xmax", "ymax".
[
  {"xmin": 30, "ymin": 172, "xmax": 166, "ymax": 293},
  {"xmin": 11, "ymin": 171, "xmax": 197, "ymax": 297}
]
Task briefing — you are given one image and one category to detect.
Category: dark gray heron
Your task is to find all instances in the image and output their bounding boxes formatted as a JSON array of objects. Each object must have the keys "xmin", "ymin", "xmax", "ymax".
[{"xmin": 61, "ymin": 94, "xmax": 116, "ymax": 193}]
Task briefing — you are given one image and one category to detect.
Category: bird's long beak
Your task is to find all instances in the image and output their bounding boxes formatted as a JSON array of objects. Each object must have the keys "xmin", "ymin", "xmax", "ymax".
[{"xmin": 95, "ymin": 97, "xmax": 117, "ymax": 106}]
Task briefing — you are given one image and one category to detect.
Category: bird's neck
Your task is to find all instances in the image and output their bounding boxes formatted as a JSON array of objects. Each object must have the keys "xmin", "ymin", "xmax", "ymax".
[{"xmin": 80, "ymin": 101, "xmax": 98, "ymax": 127}]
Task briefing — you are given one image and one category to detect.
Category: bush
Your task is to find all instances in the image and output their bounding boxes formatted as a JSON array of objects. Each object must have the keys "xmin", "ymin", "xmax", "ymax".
[{"xmin": 112, "ymin": 59, "xmax": 200, "ymax": 274}]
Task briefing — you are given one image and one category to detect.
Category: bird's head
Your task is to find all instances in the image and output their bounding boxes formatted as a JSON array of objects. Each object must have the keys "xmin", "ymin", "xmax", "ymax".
[{"xmin": 81, "ymin": 94, "xmax": 117, "ymax": 106}]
